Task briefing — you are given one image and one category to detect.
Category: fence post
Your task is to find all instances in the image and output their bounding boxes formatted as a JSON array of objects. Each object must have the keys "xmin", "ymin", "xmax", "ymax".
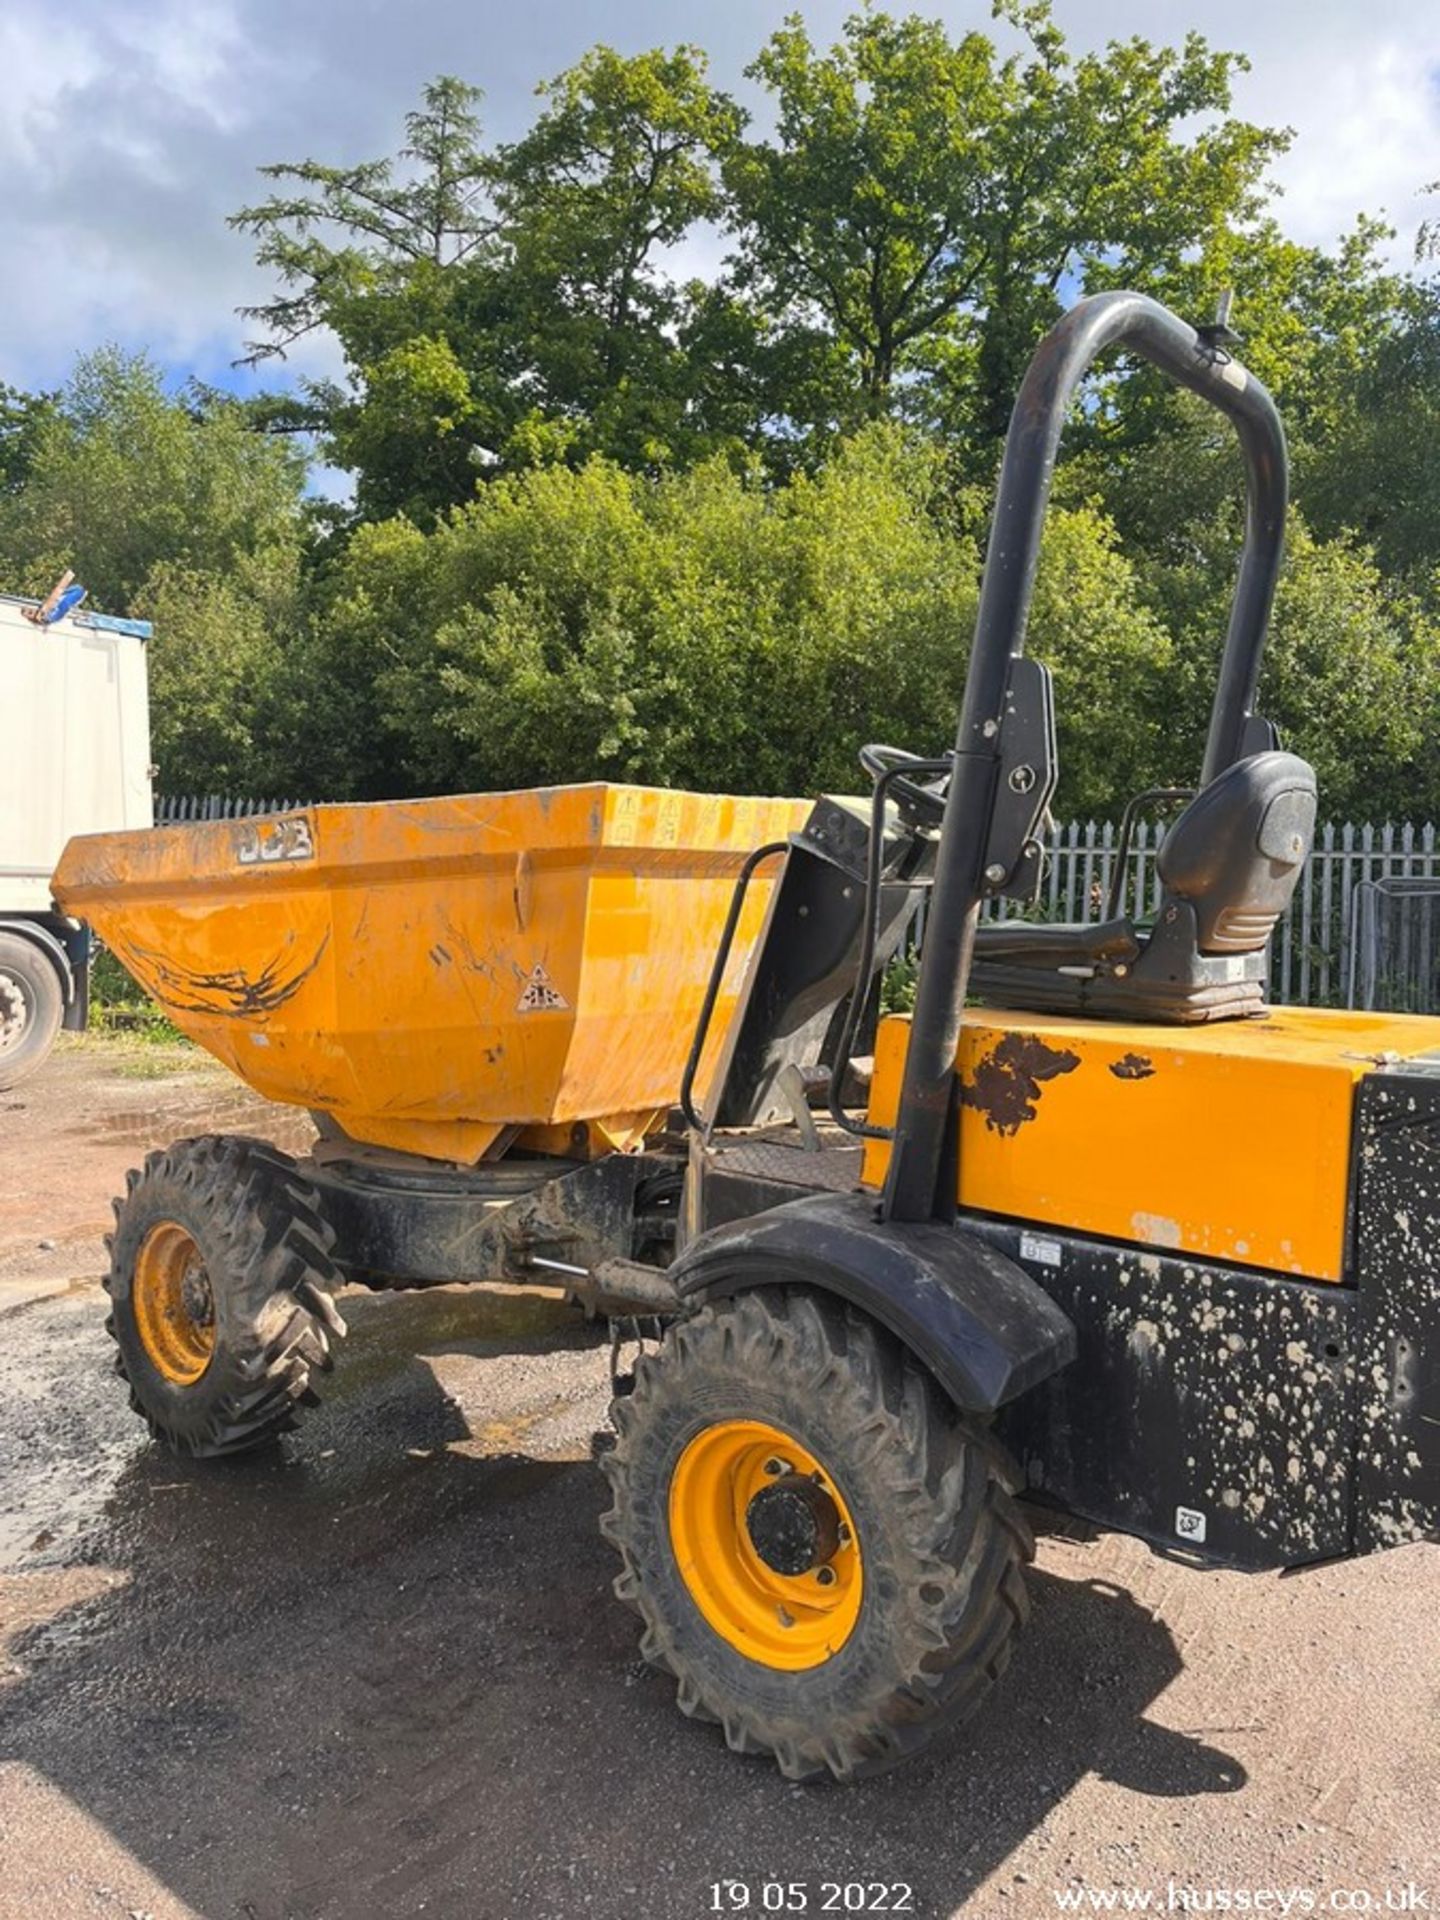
[
  {"xmin": 1062, "ymin": 822, "xmax": 1079, "ymax": 920},
  {"xmin": 1424, "ymin": 825, "xmax": 1437, "ymax": 1018},
  {"xmin": 1046, "ymin": 816, "xmax": 1062, "ymax": 918},
  {"xmin": 1399, "ymin": 823, "xmax": 1415, "ymax": 1004},
  {"xmin": 1295, "ymin": 811, "xmax": 1314, "ymax": 1006},
  {"xmin": 1316, "ymin": 820, "xmax": 1335, "ymax": 1006}
]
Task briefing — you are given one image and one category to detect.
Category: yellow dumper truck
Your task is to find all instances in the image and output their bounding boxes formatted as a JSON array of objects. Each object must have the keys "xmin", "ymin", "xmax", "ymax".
[{"xmin": 54, "ymin": 293, "xmax": 1440, "ymax": 1781}]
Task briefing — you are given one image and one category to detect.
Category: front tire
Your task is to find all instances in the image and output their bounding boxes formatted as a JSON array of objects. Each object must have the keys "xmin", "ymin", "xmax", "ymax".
[
  {"xmin": 600, "ymin": 1286, "xmax": 1032, "ymax": 1781},
  {"xmin": 0, "ymin": 929, "xmax": 64, "ymax": 1090},
  {"xmin": 105, "ymin": 1135, "xmax": 346, "ymax": 1457}
]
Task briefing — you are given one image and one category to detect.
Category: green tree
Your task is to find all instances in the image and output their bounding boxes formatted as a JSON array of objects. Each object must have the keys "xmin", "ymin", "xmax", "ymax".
[
  {"xmin": 231, "ymin": 78, "xmax": 520, "ymax": 520},
  {"xmin": 1065, "ymin": 216, "xmax": 1419, "ymax": 519},
  {"xmin": 1261, "ymin": 523, "xmax": 1437, "ymax": 819},
  {"xmin": 301, "ymin": 425, "xmax": 979, "ymax": 799},
  {"xmin": 233, "ymin": 58, "xmax": 748, "ymax": 514},
  {"xmin": 723, "ymin": 5, "xmax": 1283, "ymax": 450},
  {"xmin": 232, "ymin": 76, "xmax": 495, "ymax": 368},
  {"xmin": 323, "ymin": 332, "xmax": 489, "ymax": 523},
  {"xmin": 292, "ymin": 422, "xmax": 1189, "ymax": 812},
  {"xmin": 0, "ymin": 348, "xmax": 306, "ymax": 609},
  {"xmin": 492, "ymin": 46, "xmax": 743, "ymax": 467},
  {"xmin": 0, "ymin": 350, "xmax": 309, "ymax": 792},
  {"xmin": 136, "ymin": 562, "xmax": 289, "ymax": 793},
  {"xmin": 0, "ymin": 383, "xmax": 55, "ymax": 498},
  {"xmin": 1119, "ymin": 492, "xmax": 1439, "ymax": 821},
  {"xmin": 1299, "ymin": 276, "xmax": 1440, "ymax": 587},
  {"xmin": 1026, "ymin": 504, "xmax": 1175, "ymax": 815}
]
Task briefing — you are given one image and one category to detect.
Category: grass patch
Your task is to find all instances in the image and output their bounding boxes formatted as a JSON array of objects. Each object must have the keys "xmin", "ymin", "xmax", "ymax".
[
  {"xmin": 89, "ymin": 947, "xmax": 188, "ymax": 1047},
  {"xmin": 108, "ymin": 1044, "xmax": 204, "ymax": 1079}
]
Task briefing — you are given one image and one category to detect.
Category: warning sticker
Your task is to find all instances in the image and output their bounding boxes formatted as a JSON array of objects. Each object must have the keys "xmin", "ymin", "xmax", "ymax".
[
  {"xmin": 517, "ymin": 964, "xmax": 569, "ymax": 1012},
  {"xmin": 1019, "ymin": 1231, "xmax": 1062, "ymax": 1269},
  {"xmin": 1175, "ymin": 1505, "xmax": 1208, "ymax": 1545}
]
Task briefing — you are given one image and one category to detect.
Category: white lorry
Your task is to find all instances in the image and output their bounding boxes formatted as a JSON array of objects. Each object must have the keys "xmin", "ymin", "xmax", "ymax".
[{"xmin": 0, "ymin": 589, "xmax": 153, "ymax": 1085}]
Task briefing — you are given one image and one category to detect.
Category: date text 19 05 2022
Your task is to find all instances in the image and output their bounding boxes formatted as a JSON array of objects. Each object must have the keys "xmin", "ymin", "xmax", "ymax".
[{"xmin": 708, "ymin": 1885, "xmax": 914, "ymax": 1913}]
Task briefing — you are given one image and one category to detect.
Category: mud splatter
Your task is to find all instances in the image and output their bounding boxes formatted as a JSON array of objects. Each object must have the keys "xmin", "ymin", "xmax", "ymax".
[
  {"xmin": 117, "ymin": 931, "xmax": 331, "ymax": 1019},
  {"xmin": 962, "ymin": 1032, "xmax": 1081, "ymax": 1136}
]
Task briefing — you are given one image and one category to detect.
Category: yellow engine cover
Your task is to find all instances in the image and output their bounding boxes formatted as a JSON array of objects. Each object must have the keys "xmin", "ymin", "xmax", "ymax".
[
  {"xmin": 862, "ymin": 1005, "xmax": 1440, "ymax": 1284},
  {"xmin": 53, "ymin": 784, "xmax": 811, "ymax": 1164}
]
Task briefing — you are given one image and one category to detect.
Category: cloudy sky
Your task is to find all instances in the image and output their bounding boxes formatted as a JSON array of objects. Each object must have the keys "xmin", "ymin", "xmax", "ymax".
[{"xmin": 2, "ymin": 0, "xmax": 1437, "ymax": 402}]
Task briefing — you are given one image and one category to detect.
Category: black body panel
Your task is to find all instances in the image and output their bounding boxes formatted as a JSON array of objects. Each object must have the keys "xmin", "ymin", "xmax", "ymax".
[
  {"xmin": 966, "ymin": 1219, "xmax": 1356, "ymax": 1570},
  {"xmin": 1351, "ymin": 1068, "xmax": 1440, "ymax": 1553}
]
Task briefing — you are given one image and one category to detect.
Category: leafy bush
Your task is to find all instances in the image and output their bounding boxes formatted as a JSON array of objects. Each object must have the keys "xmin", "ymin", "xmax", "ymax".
[
  {"xmin": 88, "ymin": 948, "xmax": 184, "ymax": 1045},
  {"xmin": 299, "ymin": 423, "xmax": 1203, "ymax": 813}
]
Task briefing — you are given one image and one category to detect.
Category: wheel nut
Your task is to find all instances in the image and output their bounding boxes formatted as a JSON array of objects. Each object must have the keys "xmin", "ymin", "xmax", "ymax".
[
  {"xmin": 815, "ymin": 1566, "xmax": 838, "ymax": 1587},
  {"xmin": 763, "ymin": 1457, "xmax": 788, "ymax": 1477},
  {"xmin": 837, "ymin": 1523, "xmax": 852, "ymax": 1546}
]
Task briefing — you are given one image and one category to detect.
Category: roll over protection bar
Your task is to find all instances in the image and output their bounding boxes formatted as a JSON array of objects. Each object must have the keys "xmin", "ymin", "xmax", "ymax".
[{"xmin": 881, "ymin": 291, "xmax": 1290, "ymax": 1225}]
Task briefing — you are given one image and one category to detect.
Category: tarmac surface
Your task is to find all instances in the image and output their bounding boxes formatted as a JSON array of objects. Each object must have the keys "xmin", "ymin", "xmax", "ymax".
[{"xmin": 1, "ymin": 1038, "xmax": 1437, "ymax": 1920}]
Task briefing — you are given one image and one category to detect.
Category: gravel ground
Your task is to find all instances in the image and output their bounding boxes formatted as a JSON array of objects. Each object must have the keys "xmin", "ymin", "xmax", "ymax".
[{"xmin": 1, "ymin": 1038, "xmax": 1436, "ymax": 1920}]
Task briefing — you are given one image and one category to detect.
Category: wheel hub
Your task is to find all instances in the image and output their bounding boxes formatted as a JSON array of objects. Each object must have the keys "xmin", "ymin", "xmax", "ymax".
[
  {"xmin": 668, "ymin": 1418, "xmax": 863, "ymax": 1671},
  {"xmin": 745, "ymin": 1472, "xmax": 841, "ymax": 1576},
  {"xmin": 181, "ymin": 1266, "xmax": 215, "ymax": 1329},
  {"xmin": 0, "ymin": 971, "xmax": 27, "ymax": 1051},
  {"xmin": 132, "ymin": 1221, "xmax": 217, "ymax": 1385}
]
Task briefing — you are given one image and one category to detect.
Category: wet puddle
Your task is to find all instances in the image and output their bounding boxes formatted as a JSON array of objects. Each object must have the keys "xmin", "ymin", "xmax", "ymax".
[
  {"xmin": 1, "ymin": 1282, "xmax": 607, "ymax": 1590},
  {"xmin": 73, "ymin": 1099, "xmax": 318, "ymax": 1154}
]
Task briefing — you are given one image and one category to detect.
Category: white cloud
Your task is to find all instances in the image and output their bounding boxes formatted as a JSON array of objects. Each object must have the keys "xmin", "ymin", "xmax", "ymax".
[
  {"xmin": 1258, "ymin": 35, "xmax": 1440, "ymax": 255},
  {"xmin": 1108, "ymin": 0, "xmax": 1440, "ymax": 261},
  {"xmin": 0, "ymin": 13, "xmax": 105, "ymax": 173}
]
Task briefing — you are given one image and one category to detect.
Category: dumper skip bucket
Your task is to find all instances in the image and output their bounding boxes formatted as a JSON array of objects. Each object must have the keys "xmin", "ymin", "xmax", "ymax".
[{"xmin": 53, "ymin": 784, "xmax": 810, "ymax": 1163}]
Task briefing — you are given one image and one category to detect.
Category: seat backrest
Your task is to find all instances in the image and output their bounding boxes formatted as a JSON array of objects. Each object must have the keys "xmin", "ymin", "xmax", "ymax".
[{"xmin": 1156, "ymin": 752, "xmax": 1317, "ymax": 954}]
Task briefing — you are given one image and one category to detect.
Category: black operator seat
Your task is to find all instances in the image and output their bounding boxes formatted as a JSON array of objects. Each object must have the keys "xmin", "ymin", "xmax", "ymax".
[{"xmin": 970, "ymin": 752, "xmax": 1318, "ymax": 1024}]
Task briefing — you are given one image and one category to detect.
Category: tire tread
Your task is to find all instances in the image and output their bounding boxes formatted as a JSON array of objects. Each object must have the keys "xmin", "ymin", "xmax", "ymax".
[
  {"xmin": 104, "ymin": 1134, "xmax": 345, "ymax": 1458},
  {"xmin": 600, "ymin": 1285, "xmax": 1031, "ymax": 1782}
]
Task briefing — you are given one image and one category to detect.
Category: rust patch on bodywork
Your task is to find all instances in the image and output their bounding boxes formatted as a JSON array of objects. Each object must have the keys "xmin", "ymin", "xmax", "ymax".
[
  {"xmin": 1110, "ymin": 1052, "xmax": 1156, "ymax": 1081},
  {"xmin": 961, "ymin": 1031, "xmax": 1080, "ymax": 1136}
]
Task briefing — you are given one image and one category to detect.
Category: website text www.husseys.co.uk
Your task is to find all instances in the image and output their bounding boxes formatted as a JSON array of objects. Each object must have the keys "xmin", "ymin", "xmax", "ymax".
[{"xmin": 1053, "ymin": 1883, "xmax": 1431, "ymax": 1914}]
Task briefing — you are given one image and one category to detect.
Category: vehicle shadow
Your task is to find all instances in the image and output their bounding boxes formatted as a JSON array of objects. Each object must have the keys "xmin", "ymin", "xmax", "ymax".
[{"xmin": 0, "ymin": 1293, "xmax": 1245, "ymax": 1920}]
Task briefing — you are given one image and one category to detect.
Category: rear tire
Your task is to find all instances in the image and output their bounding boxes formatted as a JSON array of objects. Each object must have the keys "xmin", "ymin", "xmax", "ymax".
[
  {"xmin": 0, "ymin": 929, "xmax": 64, "ymax": 1090},
  {"xmin": 600, "ymin": 1285, "xmax": 1032, "ymax": 1781},
  {"xmin": 105, "ymin": 1135, "xmax": 346, "ymax": 1457}
]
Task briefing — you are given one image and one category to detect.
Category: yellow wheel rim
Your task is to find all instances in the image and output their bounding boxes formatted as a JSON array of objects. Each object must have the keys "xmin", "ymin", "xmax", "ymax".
[
  {"xmin": 132, "ymin": 1221, "xmax": 216, "ymax": 1385},
  {"xmin": 668, "ymin": 1418, "xmax": 863, "ymax": 1671}
]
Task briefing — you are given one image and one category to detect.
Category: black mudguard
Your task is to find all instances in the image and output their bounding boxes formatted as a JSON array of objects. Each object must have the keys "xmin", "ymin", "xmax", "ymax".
[
  {"xmin": 0, "ymin": 913, "xmax": 89, "ymax": 1030},
  {"xmin": 672, "ymin": 1189, "xmax": 1076, "ymax": 1414}
]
